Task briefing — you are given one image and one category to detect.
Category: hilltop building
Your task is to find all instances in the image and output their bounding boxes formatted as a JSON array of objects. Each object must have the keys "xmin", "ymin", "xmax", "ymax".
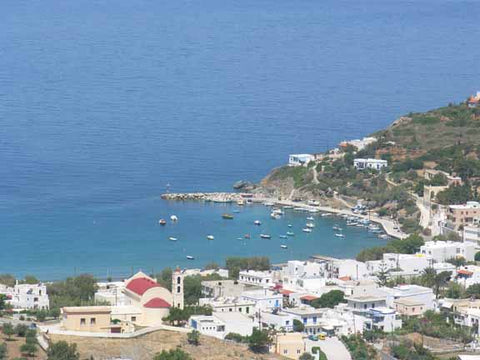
[
  {"xmin": 447, "ymin": 202, "xmax": 480, "ymax": 230},
  {"xmin": 353, "ymin": 158, "xmax": 388, "ymax": 171},
  {"xmin": 288, "ymin": 154, "xmax": 315, "ymax": 166}
]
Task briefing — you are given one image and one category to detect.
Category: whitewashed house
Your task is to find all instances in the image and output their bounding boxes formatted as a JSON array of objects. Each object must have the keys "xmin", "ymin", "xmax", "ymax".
[
  {"xmin": 419, "ymin": 241, "xmax": 477, "ymax": 262},
  {"xmin": 9, "ymin": 283, "xmax": 49, "ymax": 310},
  {"xmin": 241, "ymin": 289, "xmax": 283, "ymax": 311},
  {"xmin": 288, "ymin": 154, "xmax": 315, "ymax": 166},
  {"xmin": 353, "ymin": 158, "xmax": 388, "ymax": 171},
  {"xmin": 198, "ymin": 297, "xmax": 255, "ymax": 315},
  {"xmin": 238, "ymin": 270, "xmax": 276, "ymax": 288}
]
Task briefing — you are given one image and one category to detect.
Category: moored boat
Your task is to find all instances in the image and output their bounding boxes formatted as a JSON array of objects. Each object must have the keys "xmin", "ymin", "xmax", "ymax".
[
  {"xmin": 222, "ymin": 213, "xmax": 234, "ymax": 220},
  {"xmin": 279, "ymin": 235, "xmax": 287, "ymax": 239},
  {"xmin": 286, "ymin": 231, "xmax": 295, "ymax": 236},
  {"xmin": 254, "ymin": 220, "xmax": 262, "ymax": 225},
  {"xmin": 306, "ymin": 222, "xmax": 315, "ymax": 228},
  {"xmin": 159, "ymin": 219, "xmax": 167, "ymax": 225},
  {"xmin": 170, "ymin": 215, "xmax": 178, "ymax": 222},
  {"xmin": 169, "ymin": 237, "xmax": 178, "ymax": 241},
  {"xmin": 186, "ymin": 255, "xmax": 194, "ymax": 260},
  {"xmin": 260, "ymin": 234, "xmax": 271, "ymax": 239},
  {"xmin": 280, "ymin": 245, "xmax": 288, "ymax": 249},
  {"xmin": 207, "ymin": 235, "xmax": 214, "ymax": 240},
  {"xmin": 335, "ymin": 233, "xmax": 345, "ymax": 238},
  {"xmin": 302, "ymin": 228, "xmax": 312, "ymax": 233}
]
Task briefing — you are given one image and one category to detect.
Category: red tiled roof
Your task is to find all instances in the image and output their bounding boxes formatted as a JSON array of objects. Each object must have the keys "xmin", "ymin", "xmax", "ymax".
[
  {"xmin": 300, "ymin": 295, "xmax": 319, "ymax": 301},
  {"xmin": 280, "ymin": 289, "xmax": 294, "ymax": 295},
  {"xmin": 143, "ymin": 298, "xmax": 171, "ymax": 308},
  {"xmin": 339, "ymin": 276, "xmax": 351, "ymax": 281},
  {"xmin": 126, "ymin": 277, "xmax": 161, "ymax": 295},
  {"xmin": 457, "ymin": 269, "xmax": 473, "ymax": 276}
]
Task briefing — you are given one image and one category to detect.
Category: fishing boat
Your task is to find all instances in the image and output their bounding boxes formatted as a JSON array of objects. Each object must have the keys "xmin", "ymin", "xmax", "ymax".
[
  {"xmin": 207, "ymin": 235, "xmax": 214, "ymax": 240},
  {"xmin": 302, "ymin": 228, "xmax": 312, "ymax": 233},
  {"xmin": 170, "ymin": 215, "xmax": 178, "ymax": 222},
  {"xmin": 280, "ymin": 245, "xmax": 288, "ymax": 249},
  {"xmin": 279, "ymin": 235, "xmax": 287, "ymax": 239},
  {"xmin": 260, "ymin": 234, "xmax": 271, "ymax": 239},
  {"xmin": 168, "ymin": 237, "xmax": 178, "ymax": 241},
  {"xmin": 159, "ymin": 219, "xmax": 167, "ymax": 225},
  {"xmin": 286, "ymin": 231, "xmax": 295, "ymax": 236},
  {"xmin": 186, "ymin": 255, "xmax": 194, "ymax": 260},
  {"xmin": 335, "ymin": 233, "xmax": 345, "ymax": 238},
  {"xmin": 254, "ymin": 220, "xmax": 262, "ymax": 225},
  {"xmin": 306, "ymin": 216, "xmax": 314, "ymax": 221},
  {"xmin": 222, "ymin": 213, "xmax": 234, "ymax": 220}
]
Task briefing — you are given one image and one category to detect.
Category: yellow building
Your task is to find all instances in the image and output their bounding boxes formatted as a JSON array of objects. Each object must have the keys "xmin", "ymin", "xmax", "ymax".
[
  {"xmin": 61, "ymin": 306, "xmax": 112, "ymax": 332},
  {"xmin": 273, "ymin": 333, "xmax": 305, "ymax": 360}
]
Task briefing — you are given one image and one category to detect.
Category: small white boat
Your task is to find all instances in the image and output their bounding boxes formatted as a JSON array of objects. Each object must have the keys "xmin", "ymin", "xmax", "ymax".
[
  {"xmin": 169, "ymin": 237, "xmax": 178, "ymax": 241},
  {"xmin": 260, "ymin": 234, "xmax": 271, "ymax": 239},
  {"xmin": 280, "ymin": 245, "xmax": 288, "ymax": 249},
  {"xmin": 264, "ymin": 202, "xmax": 275, "ymax": 206},
  {"xmin": 308, "ymin": 208, "xmax": 320, "ymax": 213},
  {"xmin": 170, "ymin": 215, "xmax": 178, "ymax": 222},
  {"xmin": 254, "ymin": 220, "xmax": 262, "ymax": 226},
  {"xmin": 288, "ymin": 224, "xmax": 293, "ymax": 228},
  {"xmin": 302, "ymin": 228, "xmax": 312, "ymax": 233},
  {"xmin": 207, "ymin": 235, "xmax": 214, "ymax": 240},
  {"xmin": 332, "ymin": 225, "xmax": 342, "ymax": 231},
  {"xmin": 237, "ymin": 199, "xmax": 245, "ymax": 206},
  {"xmin": 378, "ymin": 234, "xmax": 390, "ymax": 240},
  {"xmin": 335, "ymin": 233, "xmax": 345, "ymax": 238},
  {"xmin": 186, "ymin": 255, "xmax": 194, "ymax": 260},
  {"xmin": 346, "ymin": 221, "xmax": 357, "ymax": 226},
  {"xmin": 159, "ymin": 219, "xmax": 167, "ymax": 225},
  {"xmin": 283, "ymin": 206, "xmax": 293, "ymax": 210},
  {"xmin": 306, "ymin": 222, "xmax": 315, "ymax": 228},
  {"xmin": 271, "ymin": 213, "xmax": 281, "ymax": 219},
  {"xmin": 286, "ymin": 231, "xmax": 295, "ymax": 236},
  {"xmin": 306, "ymin": 216, "xmax": 314, "ymax": 221},
  {"xmin": 279, "ymin": 235, "xmax": 288, "ymax": 239}
]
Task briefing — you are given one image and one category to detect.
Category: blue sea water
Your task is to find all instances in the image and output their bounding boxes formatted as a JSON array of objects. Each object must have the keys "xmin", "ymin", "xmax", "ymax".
[{"xmin": 1, "ymin": 0, "xmax": 479, "ymax": 280}]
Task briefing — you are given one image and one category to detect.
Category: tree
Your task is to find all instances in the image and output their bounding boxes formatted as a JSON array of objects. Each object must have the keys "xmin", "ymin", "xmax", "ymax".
[
  {"xmin": 248, "ymin": 328, "xmax": 272, "ymax": 353},
  {"xmin": 153, "ymin": 348, "xmax": 192, "ymax": 360},
  {"xmin": 310, "ymin": 290, "xmax": 345, "ymax": 309},
  {"xmin": 446, "ymin": 282, "xmax": 464, "ymax": 299},
  {"xmin": 375, "ymin": 262, "xmax": 390, "ymax": 287},
  {"xmin": 446, "ymin": 257, "xmax": 466, "ymax": 268},
  {"xmin": 299, "ymin": 353, "xmax": 314, "ymax": 360},
  {"xmin": 434, "ymin": 271, "xmax": 451, "ymax": 299},
  {"xmin": 312, "ymin": 347, "xmax": 327, "ymax": 360},
  {"xmin": 2, "ymin": 323, "xmax": 15, "ymax": 340},
  {"xmin": 293, "ymin": 319, "xmax": 304, "ymax": 332},
  {"xmin": 20, "ymin": 342, "xmax": 37, "ymax": 357},
  {"xmin": 0, "ymin": 274, "xmax": 16, "ymax": 287},
  {"xmin": 47, "ymin": 274, "xmax": 98, "ymax": 309},
  {"xmin": 0, "ymin": 295, "xmax": 7, "ymax": 311},
  {"xmin": 23, "ymin": 275, "xmax": 39, "ymax": 285},
  {"xmin": 0, "ymin": 343, "xmax": 6, "ymax": 360},
  {"xmin": 204, "ymin": 262, "xmax": 219, "ymax": 270},
  {"xmin": 15, "ymin": 324, "xmax": 28, "ymax": 337},
  {"xmin": 475, "ymin": 251, "xmax": 480, "ymax": 262},
  {"xmin": 187, "ymin": 330, "xmax": 200, "ymax": 346},
  {"xmin": 156, "ymin": 268, "xmax": 173, "ymax": 291},
  {"xmin": 47, "ymin": 341, "xmax": 80, "ymax": 360},
  {"xmin": 466, "ymin": 284, "xmax": 480, "ymax": 298}
]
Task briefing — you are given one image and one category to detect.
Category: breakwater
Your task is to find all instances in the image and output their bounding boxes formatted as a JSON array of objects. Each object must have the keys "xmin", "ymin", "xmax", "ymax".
[{"xmin": 161, "ymin": 192, "xmax": 254, "ymax": 202}]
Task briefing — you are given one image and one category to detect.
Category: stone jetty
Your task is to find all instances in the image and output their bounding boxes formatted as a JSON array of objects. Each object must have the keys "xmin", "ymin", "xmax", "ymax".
[{"xmin": 161, "ymin": 192, "xmax": 252, "ymax": 202}]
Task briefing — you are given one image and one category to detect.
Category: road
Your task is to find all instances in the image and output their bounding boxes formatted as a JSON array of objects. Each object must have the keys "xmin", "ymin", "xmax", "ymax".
[{"xmin": 305, "ymin": 337, "xmax": 352, "ymax": 360}]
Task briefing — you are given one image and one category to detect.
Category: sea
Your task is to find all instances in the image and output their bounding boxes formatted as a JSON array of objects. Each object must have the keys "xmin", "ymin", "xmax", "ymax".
[{"xmin": 1, "ymin": 0, "xmax": 479, "ymax": 280}]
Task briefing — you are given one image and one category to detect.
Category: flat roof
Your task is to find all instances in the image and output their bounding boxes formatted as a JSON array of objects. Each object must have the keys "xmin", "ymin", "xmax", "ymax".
[
  {"xmin": 394, "ymin": 298, "xmax": 425, "ymax": 306},
  {"xmin": 63, "ymin": 306, "xmax": 111, "ymax": 314}
]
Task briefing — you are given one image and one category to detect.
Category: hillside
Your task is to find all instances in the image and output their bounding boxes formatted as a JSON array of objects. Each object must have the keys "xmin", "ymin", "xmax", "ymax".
[{"xmin": 259, "ymin": 101, "xmax": 480, "ymax": 234}]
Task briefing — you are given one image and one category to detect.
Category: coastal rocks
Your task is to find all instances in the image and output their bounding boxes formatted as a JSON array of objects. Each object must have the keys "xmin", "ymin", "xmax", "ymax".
[{"xmin": 233, "ymin": 180, "xmax": 256, "ymax": 191}]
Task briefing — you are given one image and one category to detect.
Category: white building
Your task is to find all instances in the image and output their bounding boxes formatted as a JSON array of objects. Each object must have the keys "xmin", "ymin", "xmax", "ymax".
[
  {"xmin": 282, "ymin": 306, "xmax": 327, "ymax": 335},
  {"xmin": 95, "ymin": 281, "xmax": 126, "ymax": 306},
  {"xmin": 198, "ymin": 297, "xmax": 255, "ymax": 315},
  {"xmin": 453, "ymin": 308, "xmax": 480, "ymax": 336},
  {"xmin": 339, "ymin": 137, "xmax": 377, "ymax": 151},
  {"xmin": 363, "ymin": 307, "xmax": 402, "ymax": 333},
  {"xmin": 9, "ymin": 283, "xmax": 49, "ymax": 310},
  {"xmin": 258, "ymin": 310, "xmax": 296, "ymax": 332},
  {"xmin": 189, "ymin": 312, "xmax": 255, "ymax": 339},
  {"xmin": 419, "ymin": 241, "xmax": 477, "ymax": 263},
  {"xmin": 353, "ymin": 158, "xmax": 388, "ymax": 171},
  {"xmin": 201, "ymin": 279, "xmax": 252, "ymax": 298},
  {"xmin": 241, "ymin": 289, "xmax": 283, "ymax": 311},
  {"xmin": 366, "ymin": 253, "xmax": 430, "ymax": 277},
  {"xmin": 456, "ymin": 265, "xmax": 480, "ymax": 288},
  {"xmin": 288, "ymin": 154, "xmax": 315, "ymax": 166},
  {"xmin": 464, "ymin": 225, "xmax": 480, "ymax": 246},
  {"xmin": 381, "ymin": 285, "xmax": 434, "ymax": 314},
  {"xmin": 333, "ymin": 259, "xmax": 369, "ymax": 280},
  {"xmin": 238, "ymin": 270, "xmax": 276, "ymax": 288}
]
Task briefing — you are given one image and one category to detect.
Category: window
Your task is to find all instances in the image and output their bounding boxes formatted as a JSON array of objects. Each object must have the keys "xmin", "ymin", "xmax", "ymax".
[
  {"xmin": 177, "ymin": 286, "xmax": 181, "ymax": 293},
  {"xmin": 177, "ymin": 276, "xmax": 181, "ymax": 284},
  {"xmin": 283, "ymin": 350, "xmax": 288, "ymax": 354},
  {"xmin": 297, "ymin": 349, "xmax": 301, "ymax": 354},
  {"xmin": 90, "ymin": 318, "xmax": 96, "ymax": 325},
  {"xmin": 131, "ymin": 316, "xmax": 136, "ymax": 322},
  {"xmin": 313, "ymin": 316, "xmax": 317, "ymax": 324},
  {"xmin": 229, "ymin": 308, "xmax": 232, "ymax": 312},
  {"xmin": 80, "ymin": 318, "xmax": 86, "ymax": 325},
  {"xmin": 238, "ymin": 308, "xmax": 242, "ymax": 312},
  {"xmin": 246, "ymin": 307, "xmax": 250, "ymax": 314},
  {"xmin": 303, "ymin": 318, "xmax": 307, "ymax": 324},
  {"xmin": 286, "ymin": 320, "xmax": 290, "ymax": 326}
]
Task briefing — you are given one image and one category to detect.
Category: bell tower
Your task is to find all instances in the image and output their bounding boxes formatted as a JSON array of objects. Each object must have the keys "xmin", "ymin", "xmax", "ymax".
[{"xmin": 172, "ymin": 266, "xmax": 184, "ymax": 310}]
